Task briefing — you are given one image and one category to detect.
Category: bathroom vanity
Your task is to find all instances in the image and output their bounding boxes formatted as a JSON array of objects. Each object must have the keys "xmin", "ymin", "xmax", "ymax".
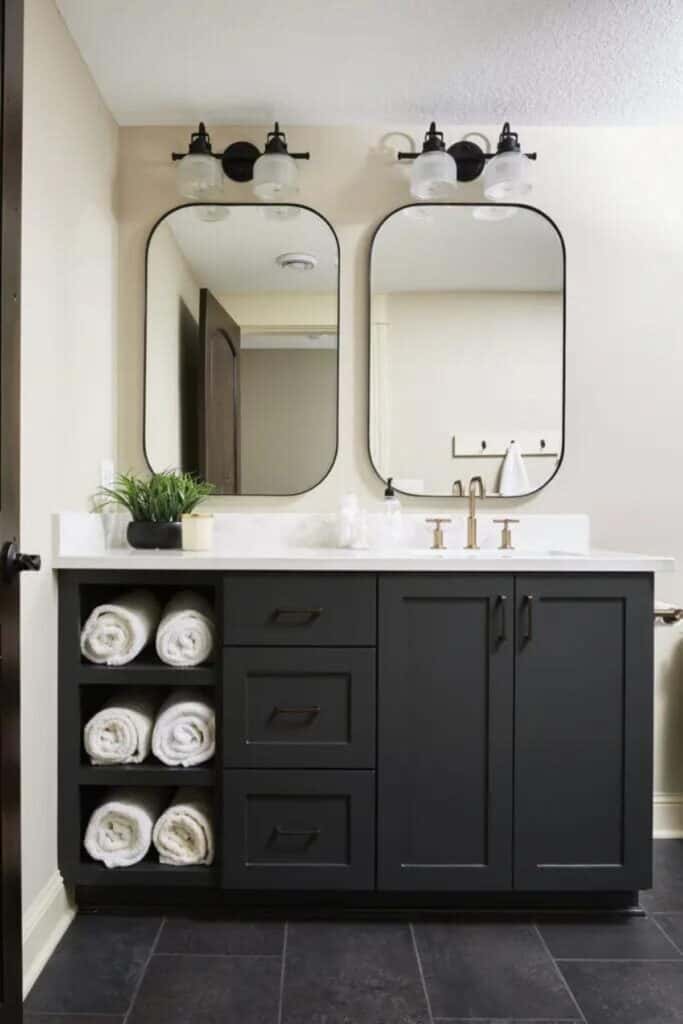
[{"xmin": 55, "ymin": 515, "xmax": 671, "ymax": 909}]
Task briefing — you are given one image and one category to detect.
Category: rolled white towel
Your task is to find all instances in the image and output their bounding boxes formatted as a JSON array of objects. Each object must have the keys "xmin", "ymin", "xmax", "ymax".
[
  {"xmin": 83, "ymin": 692, "xmax": 158, "ymax": 765},
  {"xmin": 152, "ymin": 690, "xmax": 215, "ymax": 767},
  {"xmin": 84, "ymin": 787, "xmax": 166, "ymax": 868},
  {"xmin": 156, "ymin": 591, "xmax": 215, "ymax": 667},
  {"xmin": 81, "ymin": 589, "xmax": 161, "ymax": 666},
  {"xmin": 152, "ymin": 787, "xmax": 214, "ymax": 866}
]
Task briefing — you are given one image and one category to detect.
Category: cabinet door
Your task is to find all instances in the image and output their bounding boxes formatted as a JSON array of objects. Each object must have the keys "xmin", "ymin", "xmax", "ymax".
[
  {"xmin": 378, "ymin": 575, "xmax": 514, "ymax": 890},
  {"xmin": 514, "ymin": 574, "xmax": 653, "ymax": 891}
]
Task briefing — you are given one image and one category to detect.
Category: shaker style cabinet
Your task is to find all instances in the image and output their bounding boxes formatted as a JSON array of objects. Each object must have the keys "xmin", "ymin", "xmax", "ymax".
[{"xmin": 378, "ymin": 573, "xmax": 653, "ymax": 894}]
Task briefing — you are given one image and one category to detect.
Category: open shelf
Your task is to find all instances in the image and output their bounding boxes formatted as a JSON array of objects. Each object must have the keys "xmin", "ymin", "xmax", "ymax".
[
  {"xmin": 76, "ymin": 860, "xmax": 216, "ymax": 887},
  {"xmin": 78, "ymin": 762, "xmax": 215, "ymax": 786},
  {"xmin": 76, "ymin": 650, "xmax": 216, "ymax": 686}
]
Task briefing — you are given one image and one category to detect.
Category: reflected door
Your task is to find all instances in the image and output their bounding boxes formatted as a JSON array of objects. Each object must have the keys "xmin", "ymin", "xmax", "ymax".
[{"xmin": 198, "ymin": 288, "xmax": 241, "ymax": 494}]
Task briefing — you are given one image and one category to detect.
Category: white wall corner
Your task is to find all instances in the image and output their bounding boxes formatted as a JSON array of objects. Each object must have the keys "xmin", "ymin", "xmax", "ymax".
[
  {"xmin": 654, "ymin": 792, "xmax": 683, "ymax": 839},
  {"xmin": 22, "ymin": 870, "xmax": 75, "ymax": 998}
]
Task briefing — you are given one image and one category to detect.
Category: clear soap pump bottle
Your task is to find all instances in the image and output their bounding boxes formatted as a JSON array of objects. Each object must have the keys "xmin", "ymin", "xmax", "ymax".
[{"xmin": 382, "ymin": 477, "xmax": 403, "ymax": 549}]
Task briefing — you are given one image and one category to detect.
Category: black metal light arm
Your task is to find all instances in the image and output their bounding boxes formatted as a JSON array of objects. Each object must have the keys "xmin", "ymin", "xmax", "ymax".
[{"xmin": 171, "ymin": 121, "xmax": 311, "ymax": 182}]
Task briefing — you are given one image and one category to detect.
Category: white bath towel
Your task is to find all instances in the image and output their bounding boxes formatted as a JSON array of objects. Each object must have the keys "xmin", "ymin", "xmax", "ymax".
[
  {"xmin": 81, "ymin": 589, "xmax": 161, "ymax": 666},
  {"xmin": 155, "ymin": 591, "xmax": 215, "ymax": 667},
  {"xmin": 84, "ymin": 787, "xmax": 166, "ymax": 868},
  {"xmin": 152, "ymin": 787, "xmax": 214, "ymax": 866},
  {"xmin": 83, "ymin": 692, "xmax": 158, "ymax": 765},
  {"xmin": 499, "ymin": 441, "xmax": 531, "ymax": 496},
  {"xmin": 152, "ymin": 690, "xmax": 215, "ymax": 767}
]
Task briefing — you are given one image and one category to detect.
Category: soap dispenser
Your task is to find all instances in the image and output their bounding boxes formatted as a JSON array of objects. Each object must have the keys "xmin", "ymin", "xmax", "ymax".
[{"xmin": 381, "ymin": 477, "xmax": 403, "ymax": 549}]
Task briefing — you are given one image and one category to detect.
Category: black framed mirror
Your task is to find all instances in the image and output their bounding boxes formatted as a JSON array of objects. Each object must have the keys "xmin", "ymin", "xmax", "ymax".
[
  {"xmin": 144, "ymin": 203, "xmax": 340, "ymax": 495},
  {"xmin": 368, "ymin": 203, "xmax": 566, "ymax": 498}
]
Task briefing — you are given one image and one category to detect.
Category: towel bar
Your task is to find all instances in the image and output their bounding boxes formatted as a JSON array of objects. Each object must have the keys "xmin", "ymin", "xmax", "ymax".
[{"xmin": 654, "ymin": 607, "xmax": 683, "ymax": 624}]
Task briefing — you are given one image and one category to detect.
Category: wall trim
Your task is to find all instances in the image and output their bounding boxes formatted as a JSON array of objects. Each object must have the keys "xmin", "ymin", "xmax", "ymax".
[
  {"xmin": 22, "ymin": 870, "xmax": 75, "ymax": 997},
  {"xmin": 654, "ymin": 792, "xmax": 683, "ymax": 839}
]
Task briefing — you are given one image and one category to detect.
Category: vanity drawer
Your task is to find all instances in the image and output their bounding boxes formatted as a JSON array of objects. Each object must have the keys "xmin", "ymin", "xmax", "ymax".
[
  {"xmin": 223, "ymin": 574, "xmax": 376, "ymax": 646},
  {"xmin": 223, "ymin": 648, "xmax": 375, "ymax": 768},
  {"xmin": 222, "ymin": 770, "xmax": 375, "ymax": 890}
]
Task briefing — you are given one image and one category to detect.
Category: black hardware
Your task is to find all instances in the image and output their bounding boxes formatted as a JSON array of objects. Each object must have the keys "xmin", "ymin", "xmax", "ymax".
[
  {"xmin": 522, "ymin": 594, "xmax": 534, "ymax": 645},
  {"xmin": 171, "ymin": 121, "xmax": 216, "ymax": 161},
  {"xmin": 271, "ymin": 607, "xmax": 323, "ymax": 626},
  {"xmin": 271, "ymin": 825, "xmax": 320, "ymax": 847},
  {"xmin": 272, "ymin": 705, "xmax": 321, "ymax": 719},
  {"xmin": 174, "ymin": 121, "xmax": 311, "ymax": 184},
  {"xmin": 1, "ymin": 540, "xmax": 41, "ymax": 583},
  {"xmin": 448, "ymin": 139, "xmax": 487, "ymax": 181},
  {"xmin": 495, "ymin": 595, "xmax": 508, "ymax": 646},
  {"xmin": 397, "ymin": 120, "xmax": 537, "ymax": 182},
  {"xmin": 221, "ymin": 140, "xmax": 261, "ymax": 182}
]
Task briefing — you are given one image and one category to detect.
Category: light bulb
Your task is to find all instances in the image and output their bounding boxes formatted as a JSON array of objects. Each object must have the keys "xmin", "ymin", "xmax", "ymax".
[
  {"xmin": 483, "ymin": 151, "xmax": 533, "ymax": 201},
  {"xmin": 253, "ymin": 152, "xmax": 299, "ymax": 200},
  {"xmin": 409, "ymin": 150, "xmax": 458, "ymax": 200},
  {"xmin": 176, "ymin": 153, "xmax": 223, "ymax": 200}
]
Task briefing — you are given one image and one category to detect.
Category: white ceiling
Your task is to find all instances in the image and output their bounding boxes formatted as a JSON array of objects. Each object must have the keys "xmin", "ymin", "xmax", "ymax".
[
  {"xmin": 372, "ymin": 206, "xmax": 563, "ymax": 292},
  {"xmin": 162, "ymin": 205, "xmax": 338, "ymax": 293},
  {"xmin": 56, "ymin": 0, "xmax": 683, "ymax": 127}
]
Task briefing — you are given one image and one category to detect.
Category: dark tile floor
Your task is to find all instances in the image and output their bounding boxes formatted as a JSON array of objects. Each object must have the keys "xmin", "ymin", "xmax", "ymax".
[{"xmin": 25, "ymin": 840, "xmax": 683, "ymax": 1024}]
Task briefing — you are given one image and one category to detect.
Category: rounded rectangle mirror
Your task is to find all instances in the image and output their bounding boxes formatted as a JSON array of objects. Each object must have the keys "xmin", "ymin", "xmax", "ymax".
[
  {"xmin": 369, "ymin": 203, "xmax": 565, "ymax": 498},
  {"xmin": 145, "ymin": 203, "xmax": 339, "ymax": 495}
]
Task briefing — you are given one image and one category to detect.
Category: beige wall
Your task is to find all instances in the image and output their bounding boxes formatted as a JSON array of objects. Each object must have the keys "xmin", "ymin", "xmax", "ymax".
[
  {"xmin": 21, "ymin": 0, "xmax": 118, "ymax": 950},
  {"xmin": 374, "ymin": 290, "xmax": 562, "ymax": 494}
]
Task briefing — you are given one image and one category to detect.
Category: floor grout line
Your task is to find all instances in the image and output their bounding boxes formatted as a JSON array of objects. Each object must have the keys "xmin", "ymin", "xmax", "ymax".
[
  {"xmin": 555, "ymin": 956, "xmax": 683, "ymax": 963},
  {"xmin": 154, "ymin": 952, "xmax": 283, "ymax": 958},
  {"xmin": 276, "ymin": 921, "xmax": 288, "ymax": 1024},
  {"xmin": 121, "ymin": 917, "xmax": 165, "ymax": 1024},
  {"xmin": 649, "ymin": 913, "xmax": 683, "ymax": 956},
  {"xmin": 533, "ymin": 923, "xmax": 587, "ymax": 1024},
  {"xmin": 410, "ymin": 922, "xmax": 435, "ymax": 1024}
]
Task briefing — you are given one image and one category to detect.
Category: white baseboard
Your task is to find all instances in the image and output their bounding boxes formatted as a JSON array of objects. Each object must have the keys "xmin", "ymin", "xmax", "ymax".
[
  {"xmin": 654, "ymin": 792, "xmax": 683, "ymax": 839},
  {"xmin": 22, "ymin": 870, "xmax": 75, "ymax": 998}
]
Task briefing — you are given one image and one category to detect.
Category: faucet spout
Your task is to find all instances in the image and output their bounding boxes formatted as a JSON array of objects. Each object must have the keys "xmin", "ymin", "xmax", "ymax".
[{"xmin": 466, "ymin": 476, "xmax": 485, "ymax": 550}]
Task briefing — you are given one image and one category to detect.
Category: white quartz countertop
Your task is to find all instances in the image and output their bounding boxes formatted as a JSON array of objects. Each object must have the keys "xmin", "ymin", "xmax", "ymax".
[{"xmin": 51, "ymin": 512, "xmax": 673, "ymax": 573}]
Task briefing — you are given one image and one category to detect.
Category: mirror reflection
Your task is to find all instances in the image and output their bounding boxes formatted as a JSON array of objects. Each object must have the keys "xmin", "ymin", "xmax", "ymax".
[
  {"xmin": 145, "ymin": 204, "xmax": 339, "ymax": 494},
  {"xmin": 369, "ymin": 204, "xmax": 564, "ymax": 497}
]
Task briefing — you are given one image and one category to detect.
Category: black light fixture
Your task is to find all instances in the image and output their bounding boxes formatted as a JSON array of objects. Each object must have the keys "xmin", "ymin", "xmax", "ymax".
[
  {"xmin": 172, "ymin": 121, "xmax": 310, "ymax": 201},
  {"xmin": 398, "ymin": 120, "xmax": 537, "ymax": 200}
]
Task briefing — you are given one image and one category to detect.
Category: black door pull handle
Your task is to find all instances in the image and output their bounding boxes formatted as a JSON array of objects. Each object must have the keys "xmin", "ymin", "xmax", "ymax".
[
  {"xmin": 496, "ymin": 595, "xmax": 507, "ymax": 645},
  {"xmin": 523, "ymin": 595, "xmax": 534, "ymax": 644}
]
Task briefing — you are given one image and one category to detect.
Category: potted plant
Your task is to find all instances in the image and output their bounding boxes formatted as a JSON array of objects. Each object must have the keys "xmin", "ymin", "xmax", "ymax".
[{"xmin": 95, "ymin": 471, "xmax": 216, "ymax": 550}]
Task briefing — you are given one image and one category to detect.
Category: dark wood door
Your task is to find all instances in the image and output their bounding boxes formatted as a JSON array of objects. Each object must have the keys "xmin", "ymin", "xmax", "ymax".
[
  {"xmin": 0, "ymin": 2, "xmax": 25, "ymax": 1018},
  {"xmin": 378, "ymin": 575, "xmax": 514, "ymax": 890},
  {"xmin": 514, "ymin": 574, "xmax": 653, "ymax": 891},
  {"xmin": 198, "ymin": 288, "xmax": 240, "ymax": 493}
]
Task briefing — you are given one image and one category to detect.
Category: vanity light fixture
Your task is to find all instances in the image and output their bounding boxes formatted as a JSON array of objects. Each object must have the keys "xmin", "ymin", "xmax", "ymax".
[
  {"xmin": 398, "ymin": 120, "xmax": 536, "ymax": 202},
  {"xmin": 172, "ymin": 121, "xmax": 310, "ymax": 202}
]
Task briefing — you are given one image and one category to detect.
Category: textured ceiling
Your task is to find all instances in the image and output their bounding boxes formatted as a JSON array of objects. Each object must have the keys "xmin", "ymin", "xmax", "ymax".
[{"xmin": 56, "ymin": 0, "xmax": 683, "ymax": 126}]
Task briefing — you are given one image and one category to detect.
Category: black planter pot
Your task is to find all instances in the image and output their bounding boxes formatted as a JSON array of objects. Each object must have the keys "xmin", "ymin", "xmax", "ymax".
[{"xmin": 127, "ymin": 520, "xmax": 182, "ymax": 550}]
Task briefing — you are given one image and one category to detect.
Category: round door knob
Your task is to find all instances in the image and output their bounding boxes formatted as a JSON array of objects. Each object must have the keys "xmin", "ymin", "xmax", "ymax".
[{"xmin": 1, "ymin": 540, "xmax": 42, "ymax": 582}]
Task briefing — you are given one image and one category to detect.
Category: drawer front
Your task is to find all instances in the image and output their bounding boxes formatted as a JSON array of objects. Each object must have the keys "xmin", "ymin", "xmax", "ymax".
[
  {"xmin": 222, "ymin": 770, "xmax": 375, "ymax": 890},
  {"xmin": 223, "ymin": 574, "xmax": 376, "ymax": 646},
  {"xmin": 223, "ymin": 648, "xmax": 376, "ymax": 768}
]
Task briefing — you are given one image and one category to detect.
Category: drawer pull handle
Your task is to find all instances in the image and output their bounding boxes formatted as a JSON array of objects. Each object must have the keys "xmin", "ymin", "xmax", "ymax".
[
  {"xmin": 272, "ymin": 826, "xmax": 321, "ymax": 846},
  {"xmin": 272, "ymin": 705, "xmax": 321, "ymax": 719},
  {"xmin": 271, "ymin": 607, "xmax": 323, "ymax": 626}
]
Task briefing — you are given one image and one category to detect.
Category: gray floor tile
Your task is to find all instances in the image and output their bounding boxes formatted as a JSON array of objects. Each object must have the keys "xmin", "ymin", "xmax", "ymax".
[
  {"xmin": 126, "ymin": 954, "xmax": 281, "ymax": 1024},
  {"xmin": 282, "ymin": 921, "xmax": 429, "ymax": 1024},
  {"xmin": 654, "ymin": 913, "xmax": 683, "ymax": 953},
  {"xmin": 24, "ymin": 915, "xmax": 161, "ymax": 1015},
  {"xmin": 561, "ymin": 960, "xmax": 683, "ymax": 1023},
  {"xmin": 24, "ymin": 1017, "xmax": 123, "ymax": 1024},
  {"xmin": 640, "ymin": 839, "xmax": 683, "ymax": 912},
  {"xmin": 538, "ymin": 913, "xmax": 681, "ymax": 959},
  {"xmin": 414, "ymin": 920, "xmax": 580, "ymax": 1021},
  {"xmin": 157, "ymin": 916, "xmax": 284, "ymax": 956}
]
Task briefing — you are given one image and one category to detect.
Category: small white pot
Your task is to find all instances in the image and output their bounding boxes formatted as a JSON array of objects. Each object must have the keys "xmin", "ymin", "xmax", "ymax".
[{"xmin": 182, "ymin": 513, "xmax": 214, "ymax": 551}]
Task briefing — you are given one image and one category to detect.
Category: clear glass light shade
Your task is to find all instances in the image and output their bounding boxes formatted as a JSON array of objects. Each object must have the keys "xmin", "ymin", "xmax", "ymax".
[
  {"xmin": 195, "ymin": 204, "xmax": 230, "ymax": 222},
  {"xmin": 483, "ymin": 151, "xmax": 534, "ymax": 201},
  {"xmin": 409, "ymin": 150, "xmax": 458, "ymax": 200},
  {"xmin": 176, "ymin": 153, "xmax": 223, "ymax": 200},
  {"xmin": 252, "ymin": 152, "xmax": 299, "ymax": 200},
  {"xmin": 472, "ymin": 205, "xmax": 518, "ymax": 222}
]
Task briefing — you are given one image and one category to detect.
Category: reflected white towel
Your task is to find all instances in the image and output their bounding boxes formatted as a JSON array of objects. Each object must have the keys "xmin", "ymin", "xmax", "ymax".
[
  {"xmin": 499, "ymin": 441, "xmax": 531, "ymax": 496},
  {"xmin": 152, "ymin": 690, "xmax": 215, "ymax": 767},
  {"xmin": 83, "ymin": 692, "xmax": 157, "ymax": 765},
  {"xmin": 84, "ymin": 787, "xmax": 165, "ymax": 868},
  {"xmin": 81, "ymin": 590, "xmax": 161, "ymax": 666},
  {"xmin": 153, "ymin": 788, "xmax": 214, "ymax": 866},
  {"xmin": 155, "ymin": 591, "xmax": 215, "ymax": 667}
]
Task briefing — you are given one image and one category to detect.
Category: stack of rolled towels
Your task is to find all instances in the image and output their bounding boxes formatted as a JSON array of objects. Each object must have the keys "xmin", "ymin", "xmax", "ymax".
[
  {"xmin": 80, "ymin": 589, "xmax": 215, "ymax": 667},
  {"xmin": 84, "ymin": 787, "xmax": 214, "ymax": 868}
]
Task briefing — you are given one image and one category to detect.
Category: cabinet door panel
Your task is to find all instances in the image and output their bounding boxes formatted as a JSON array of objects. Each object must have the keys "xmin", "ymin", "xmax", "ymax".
[
  {"xmin": 378, "ymin": 575, "xmax": 514, "ymax": 890},
  {"xmin": 514, "ymin": 574, "xmax": 653, "ymax": 891}
]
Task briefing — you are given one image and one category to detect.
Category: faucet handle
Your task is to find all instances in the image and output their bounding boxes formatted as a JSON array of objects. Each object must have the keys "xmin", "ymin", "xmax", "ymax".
[
  {"xmin": 426, "ymin": 517, "xmax": 452, "ymax": 551},
  {"xmin": 493, "ymin": 518, "xmax": 520, "ymax": 551}
]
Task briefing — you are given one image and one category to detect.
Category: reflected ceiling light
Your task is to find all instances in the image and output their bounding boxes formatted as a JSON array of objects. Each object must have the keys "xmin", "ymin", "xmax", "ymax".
[
  {"xmin": 483, "ymin": 123, "xmax": 535, "ymax": 201},
  {"xmin": 172, "ymin": 122, "xmax": 310, "ymax": 202},
  {"xmin": 398, "ymin": 120, "xmax": 536, "ymax": 203},
  {"xmin": 172, "ymin": 122, "xmax": 223, "ymax": 200},
  {"xmin": 263, "ymin": 204, "xmax": 302, "ymax": 222},
  {"xmin": 276, "ymin": 252, "xmax": 318, "ymax": 271}
]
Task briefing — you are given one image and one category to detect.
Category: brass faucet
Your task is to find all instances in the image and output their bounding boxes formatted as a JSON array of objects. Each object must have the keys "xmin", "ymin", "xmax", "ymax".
[
  {"xmin": 451, "ymin": 479, "xmax": 464, "ymax": 496},
  {"xmin": 426, "ymin": 517, "xmax": 451, "ymax": 550},
  {"xmin": 465, "ymin": 476, "xmax": 485, "ymax": 549}
]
